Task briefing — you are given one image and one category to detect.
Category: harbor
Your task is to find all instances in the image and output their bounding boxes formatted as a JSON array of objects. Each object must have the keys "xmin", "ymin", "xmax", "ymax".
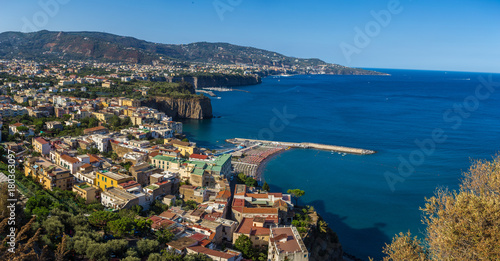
[
  {"xmin": 226, "ymin": 138, "xmax": 377, "ymax": 155},
  {"xmin": 224, "ymin": 138, "xmax": 376, "ymax": 179}
]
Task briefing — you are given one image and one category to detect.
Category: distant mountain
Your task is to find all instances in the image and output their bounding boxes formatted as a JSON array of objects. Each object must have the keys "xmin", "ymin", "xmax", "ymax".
[{"xmin": 0, "ymin": 30, "xmax": 382, "ymax": 75}]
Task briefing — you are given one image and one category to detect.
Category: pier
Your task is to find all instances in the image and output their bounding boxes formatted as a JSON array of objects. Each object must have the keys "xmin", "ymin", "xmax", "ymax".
[
  {"xmin": 195, "ymin": 90, "xmax": 217, "ymax": 97},
  {"xmin": 202, "ymin": 87, "xmax": 250, "ymax": 93},
  {"xmin": 226, "ymin": 138, "xmax": 376, "ymax": 155}
]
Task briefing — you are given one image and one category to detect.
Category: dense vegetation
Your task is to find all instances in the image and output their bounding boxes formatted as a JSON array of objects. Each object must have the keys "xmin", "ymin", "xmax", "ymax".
[
  {"xmin": 0, "ymin": 160, "xmax": 214, "ymax": 261},
  {"xmin": 1, "ymin": 114, "xmax": 135, "ymax": 141},
  {"xmin": 60, "ymin": 80, "xmax": 203, "ymax": 100},
  {"xmin": 381, "ymin": 156, "xmax": 500, "ymax": 261}
]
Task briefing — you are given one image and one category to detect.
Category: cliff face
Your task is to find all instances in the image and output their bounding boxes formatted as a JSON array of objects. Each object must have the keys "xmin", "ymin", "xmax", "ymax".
[
  {"xmin": 166, "ymin": 75, "xmax": 261, "ymax": 88},
  {"xmin": 304, "ymin": 211, "xmax": 344, "ymax": 261},
  {"xmin": 142, "ymin": 97, "xmax": 213, "ymax": 119}
]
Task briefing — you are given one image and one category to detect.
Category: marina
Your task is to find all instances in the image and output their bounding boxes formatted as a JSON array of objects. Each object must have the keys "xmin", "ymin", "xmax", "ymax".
[
  {"xmin": 226, "ymin": 138, "xmax": 377, "ymax": 155},
  {"xmin": 224, "ymin": 138, "xmax": 376, "ymax": 179}
]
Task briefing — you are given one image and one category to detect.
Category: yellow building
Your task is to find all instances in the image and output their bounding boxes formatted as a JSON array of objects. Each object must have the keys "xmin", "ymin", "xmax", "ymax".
[
  {"xmin": 165, "ymin": 139, "xmax": 197, "ymax": 157},
  {"xmin": 92, "ymin": 112, "xmax": 113, "ymax": 123},
  {"xmin": 73, "ymin": 182, "xmax": 100, "ymax": 204},
  {"xmin": 32, "ymin": 137, "xmax": 51, "ymax": 155},
  {"xmin": 95, "ymin": 171, "xmax": 133, "ymax": 191},
  {"xmin": 130, "ymin": 116, "xmax": 143, "ymax": 125},
  {"xmin": 124, "ymin": 109, "xmax": 135, "ymax": 117},
  {"xmin": 24, "ymin": 157, "xmax": 73, "ymax": 191},
  {"xmin": 120, "ymin": 98, "xmax": 141, "ymax": 107}
]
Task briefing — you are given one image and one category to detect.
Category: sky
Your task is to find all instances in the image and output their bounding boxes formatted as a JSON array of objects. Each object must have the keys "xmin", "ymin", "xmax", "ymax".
[{"xmin": 1, "ymin": 0, "xmax": 499, "ymax": 73}]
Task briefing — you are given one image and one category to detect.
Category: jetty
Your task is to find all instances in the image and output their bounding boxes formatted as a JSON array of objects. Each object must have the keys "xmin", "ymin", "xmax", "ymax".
[
  {"xmin": 226, "ymin": 138, "xmax": 376, "ymax": 155},
  {"xmin": 195, "ymin": 90, "xmax": 217, "ymax": 97}
]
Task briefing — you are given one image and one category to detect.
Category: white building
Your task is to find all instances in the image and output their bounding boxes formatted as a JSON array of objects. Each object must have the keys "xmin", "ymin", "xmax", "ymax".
[{"xmin": 90, "ymin": 134, "xmax": 111, "ymax": 152}]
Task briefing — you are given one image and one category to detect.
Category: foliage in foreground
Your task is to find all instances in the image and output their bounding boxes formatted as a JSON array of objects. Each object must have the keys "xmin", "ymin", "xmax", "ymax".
[{"xmin": 382, "ymin": 155, "xmax": 500, "ymax": 261}]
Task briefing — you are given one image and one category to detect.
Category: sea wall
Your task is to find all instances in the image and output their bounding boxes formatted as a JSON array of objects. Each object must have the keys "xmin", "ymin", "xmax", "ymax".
[
  {"xmin": 142, "ymin": 97, "xmax": 213, "ymax": 119},
  {"xmin": 166, "ymin": 75, "xmax": 261, "ymax": 88}
]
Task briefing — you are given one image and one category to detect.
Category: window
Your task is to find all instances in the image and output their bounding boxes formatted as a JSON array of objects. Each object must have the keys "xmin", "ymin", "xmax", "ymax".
[{"xmin": 111, "ymin": 181, "xmax": 113, "ymax": 185}]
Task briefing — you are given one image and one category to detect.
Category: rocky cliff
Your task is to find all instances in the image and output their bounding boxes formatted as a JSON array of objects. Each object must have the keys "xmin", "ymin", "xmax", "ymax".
[
  {"xmin": 166, "ymin": 75, "xmax": 261, "ymax": 88},
  {"xmin": 303, "ymin": 211, "xmax": 344, "ymax": 261},
  {"xmin": 142, "ymin": 97, "xmax": 213, "ymax": 119}
]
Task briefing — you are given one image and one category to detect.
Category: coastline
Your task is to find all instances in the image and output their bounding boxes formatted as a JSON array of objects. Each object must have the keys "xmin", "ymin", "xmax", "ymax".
[{"xmin": 254, "ymin": 146, "xmax": 292, "ymax": 182}]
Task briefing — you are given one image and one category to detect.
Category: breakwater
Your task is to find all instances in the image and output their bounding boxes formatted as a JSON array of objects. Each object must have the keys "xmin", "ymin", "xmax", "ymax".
[{"xmin": 226, "ymin": 138, "xmax": 376, "ymax": 155}]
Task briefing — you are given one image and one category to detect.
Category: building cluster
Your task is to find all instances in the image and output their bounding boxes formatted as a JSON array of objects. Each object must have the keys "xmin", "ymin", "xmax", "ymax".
[
  {"xmin": 1, "ymin": 59, "xmax": 311, "ymax": 260},
  {"xmin": 23, "ymin": 132, "xmax": 309, "ymax": 260}
]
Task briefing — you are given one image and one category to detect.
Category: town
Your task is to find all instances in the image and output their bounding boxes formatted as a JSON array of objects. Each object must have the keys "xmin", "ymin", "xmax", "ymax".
[{"xmin": 0, "ymin": 58, "xmax": 334, "ymax": 261}]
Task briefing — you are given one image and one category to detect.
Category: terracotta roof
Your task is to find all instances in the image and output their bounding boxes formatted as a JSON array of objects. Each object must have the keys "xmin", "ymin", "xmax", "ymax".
[
  {"xmin": 242, "ymin": 207, "xmax": 278, "ymax": 214},
  {"xmin": 232, "ymin": 198, "xmax": 245, "ymax": 207},
  {"xmin": 189, "ymin": 154, "xmax": 208, "ymax": 160},
  {"xmin": 149, "ymin": 151, "xmax": 161, "ymax": 158},
  {"xmin": 80, "ymin": 163, "xmax": 92, "ymax": 168},
  {"xmin": 149, "ymin": 216, "xmax": 175, "ymax": 230},
  {"xmin": 216, "ymin": 190, "xmax": 231, "ymax": 201},
  {"xmin": 60, "ymin": 154, "xmax": 79, "ymax": 164},
  {"xmin": 199, "ymin": 239, "xmax": 211, "ymax": 247},
  {"xmin": 270, "ymin": 227, "xmax": 304, "ymax": 253},
  {"xmin": 87, "ymin": 154, "xmax": 102, "ymax": 163},
  {"xmin": 159, "ymin": 211, "xmax": 178, "ymax": 220},
  {"xmin": 187, "ymin": 246, "xmax": 237, "ymax": 259},
  {"xmin": 235, "ymin": 218, "xmax": 270, "ymax": 236},
  {"xmin": 12, "ymin": 123, "xmax": 24, "ymax": 127},
  {"xmin": 246, "ymin": 193, "xmax": 269, "ymax": 198},
  {"xmin": 34, "ymin": 137, "xmax": 48, "ymax": 145},
  {"xmin": 189, "ymin": 233, "xmax": 208, "ymax": 242},
  {"xmin": 118, "ymin": 180, "xmax": 140, "ymax": 189}
]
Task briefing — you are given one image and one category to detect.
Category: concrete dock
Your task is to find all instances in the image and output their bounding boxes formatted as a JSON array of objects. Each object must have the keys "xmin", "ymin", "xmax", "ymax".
[
  {"xmin": 227, "ymin": 138, "xmax": 376, "ymax": 155},
  {"xmin": 195, "ymin": 90, "xmax": 217, "ymax": 97}
]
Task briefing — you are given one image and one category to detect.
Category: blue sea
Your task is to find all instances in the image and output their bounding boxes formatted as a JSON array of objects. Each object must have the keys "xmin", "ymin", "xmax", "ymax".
[{"xmin": 182, "ymin": 69, "xmax": 500, "ymax": 260}]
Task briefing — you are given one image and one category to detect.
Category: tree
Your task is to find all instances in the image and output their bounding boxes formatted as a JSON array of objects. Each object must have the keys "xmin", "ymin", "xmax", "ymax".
[
  {"xmin": 62, "ymin": 114, "xmax": 72, "ymax": 121},
  {"xmin": 383, "ymin": 156, "xmax": 500, "ymax": 261},
  {"xmin": 159, "ymin": 249, "xmax": 184, "ymax": 261},
  {"xmin": 88, "ymin": 210, "xmax": 119, "ymax": 229},
  {"xmin": 262, "ymin": 182, "xmax": 270, "ymax": 192},
  {"xmin": 287, "ymin": 189, "xmax": 305, "ymax": 206},
  {"xmin": 86, "ymin": 242, "xmax": 111, "ymax": 261},
  {"xmin": 184, "ymin": 200, "xmax": 198, "ymax": 210},
  {"xmin": 245, "ymin": 177, "xmax": 257, "ymax": 187},
  {"xmin": 181, "ymin": 138, "xmax": 189, "ymax": 142},
  {"xmin": 42, "ymin": 216, "xmax": 65, "ymax": 237},
  {"xmin": 383, "ymin": 232, "xmax": 427, "ymax": 261},
  {"xmin": 17, "ymin": 126, "xmax": 29, "ymax": 132},
  {"xmin": 234, "ymin": 235, "xmax": 255, "ymax": 259},
  {"xmin": 156, "ymin": 228, "xmax": 175, "ymax": 244},
  {"xmin": 237, "ymin": 173, "xmax": 247, "ymax": 184},
  {"xmin": 55, "ymin": 235, "xmax": 71, "ymax": 261},
  {"xmin": 130, "ymin": 205, "xmax": 143, "ymax": 215},
  {"xmin": 134, "ymin": 218, "xmax": 152, "ymax": 235},
  {"xmin": 147, "ymin": 253, "xmax": 165, "ymax": 261},
  {"xmin": 137, "ymin": 239, "xmax": 159, "ymax": 257},
  {"xmin": 184, "ymin": 253, "xmax": 213, "ymax": 261},
  {"xmin": 108, "ymin": 217, "xmax": 135, "ymax": 237},
  {"xmin": 149, "ymin": 199, "xmax": 168, "ymax": 215}
]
